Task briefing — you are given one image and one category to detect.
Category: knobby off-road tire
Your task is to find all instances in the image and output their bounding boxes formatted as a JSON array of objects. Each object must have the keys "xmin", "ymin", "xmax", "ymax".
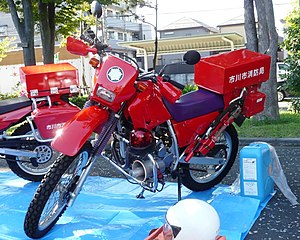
[
  {"xmin": 181, "ymin": 124, "xmax": 238, "ymax": 191},
  {"xmin": 6, "ymin": 122, "xmax": 58, "ymax": 182},
  {"xmin": 24, "ymin": 142, "xmax": 92, "ymax": 239}
]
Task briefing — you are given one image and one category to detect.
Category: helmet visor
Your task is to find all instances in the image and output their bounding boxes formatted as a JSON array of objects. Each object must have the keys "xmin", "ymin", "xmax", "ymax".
[{"xmin": 163, "ymin": 220, "xmax": 181, "ymax": 240}]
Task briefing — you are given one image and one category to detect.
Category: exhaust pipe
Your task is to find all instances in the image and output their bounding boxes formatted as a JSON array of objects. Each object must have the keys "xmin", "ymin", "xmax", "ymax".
[
  {"xmin": 0, "ymin": 147, "xmax": 38, "ymax": 158},
  {"xmin": 131, "ymin": 159, "xmax": 165, "ymax": 181}
]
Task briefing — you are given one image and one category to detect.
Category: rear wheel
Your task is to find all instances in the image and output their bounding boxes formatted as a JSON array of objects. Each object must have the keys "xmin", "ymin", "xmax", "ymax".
[
  {"xmin": 6, "ymin": 122, "xmax": 59, "ymax": 181},
  {"xmin": 24, "ymin": 142, "xmax": 92, "ymax": 239},
  {"xmin": 180, "ymin": 124, "xmax": 238, "ymax": 191}
]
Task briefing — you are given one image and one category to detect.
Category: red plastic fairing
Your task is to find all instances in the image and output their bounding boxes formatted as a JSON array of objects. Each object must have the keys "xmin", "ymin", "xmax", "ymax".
[
  {"xmin": 51, "ymin": 106, "xmax": 109, "ymax": 156},
  {"xmin": 0, "ymin": 106, "xmax": 32, "ymax": 130},
  {"xmin": 127, "ymin": 81, "xmax": 172, "ymax": 130},
  {"xmin": 156, "ymin": 76, "xmax": 182, "ymax": 104},
  {"xmin": 32, "ymin": 104, "xmax": 80, "ymax": 139},
  {"xmin": 90, "ymin": 54, "xmax": 138, "ymax": 112},
  {"xmin": 173, "ymin": 112, "xmax": 219, "ymax": 147}
]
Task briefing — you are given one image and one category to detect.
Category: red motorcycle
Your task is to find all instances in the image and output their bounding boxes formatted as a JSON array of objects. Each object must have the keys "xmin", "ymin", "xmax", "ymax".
[
  {"xmin": 24, "ymin": 2, "xmax": 271, "ymax": 238},
  {"xmin": 0, "ymin": 63, "xmax": 80, "ymax": 181}
]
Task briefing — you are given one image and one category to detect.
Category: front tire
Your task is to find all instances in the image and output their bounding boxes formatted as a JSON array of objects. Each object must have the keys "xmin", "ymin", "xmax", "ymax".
[
  {"xmin": 24, "ymin": 142, "xmax": 92, "ymax": 239},
  {"xmin": 180, "ymin": 124, "xmax": 238, "ymax": 191}
]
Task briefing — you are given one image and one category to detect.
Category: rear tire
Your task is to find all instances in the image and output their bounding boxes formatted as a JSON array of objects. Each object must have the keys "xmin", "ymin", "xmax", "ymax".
[
  {"xmin": 180, "ymin": 124, "xmax": 238, "ymax": 191},
  {"xmin": 6, "ymin": 122, "xmax": 58, "ymax": 182},
  {"xmin": 24, "ymin": 142, "xmax": 92, "ymax": 239}
]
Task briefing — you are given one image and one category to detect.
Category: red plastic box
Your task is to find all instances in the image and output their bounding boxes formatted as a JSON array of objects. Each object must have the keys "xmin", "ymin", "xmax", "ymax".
[
  {"xmin": 194, "ymin": 49, "xmax": 271, "ymax": 94},
  {"xmin": 20, "ymin": 63, "xmax": 79, "ymax": 98},
  {"xmin": 243, "ymin": 91, "xmax": 266, "ymax": 117}
]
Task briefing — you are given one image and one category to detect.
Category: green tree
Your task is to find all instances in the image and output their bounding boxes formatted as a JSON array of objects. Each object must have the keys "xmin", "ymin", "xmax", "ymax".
[
  {"xmin": 1, "ymin": 0, "xmax": 36, "ymax": 65},
  {"xmin": 0, "ymin": 0, "xmax": 148, "ymax": 65},
  {"xmin": 282, "ymin": 6, "xmax": 300, "ymax": 97},
  {"xmin": 244, "ymin": 0, "xmax": 280, "ymax": 120},
  {"xmin": 0, "ymin": 37, "xmax": 12, "ymax": 62}
]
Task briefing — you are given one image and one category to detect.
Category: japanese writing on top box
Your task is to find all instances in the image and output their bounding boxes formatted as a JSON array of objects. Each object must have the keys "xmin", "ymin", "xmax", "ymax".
[{"xmin": 229, "ymin": 67, "xmax": 265, "ymax": 84}]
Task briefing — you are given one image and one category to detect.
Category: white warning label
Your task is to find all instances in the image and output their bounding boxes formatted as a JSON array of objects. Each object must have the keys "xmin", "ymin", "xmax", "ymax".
[
  {"xmin": 242, "ymin": 158, "xmax": 257, "ymax": 180},
  {"xmin": 243, "ymin": 182, "xmax": 258, "ymax": 196}
]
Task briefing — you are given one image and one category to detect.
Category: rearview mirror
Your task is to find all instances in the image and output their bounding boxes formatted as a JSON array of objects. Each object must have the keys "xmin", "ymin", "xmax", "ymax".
[
  {"xmin": 91, "ymin": 1, "xmax": 102, "ymax": 18},
  {"xmin": 183, "ymin": 50, "xmax": 201, "ymax": 65}
]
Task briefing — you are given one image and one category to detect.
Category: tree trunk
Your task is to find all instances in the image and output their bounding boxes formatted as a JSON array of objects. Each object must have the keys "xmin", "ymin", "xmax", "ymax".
[
  {"xmin": 254, "ymin": 0, "xmax": 270, "ymax": 53},
  {"xmin": 244, "ymin": 0, "xmax": 258, "ymax": 51},
  {"xmin": 38, "ymin": 1, "xmax": 55, "ymax": 64},
  {"xmin": 7, "ymin": 0, "xmax": 36, "ymax": 66},
  {"xmin": 255, "ymin": 0, "xmax": 279, "ymax": 120},
  {"xmin": 244, "ymin": 0, "xmax": 279, "ymax": 120}
]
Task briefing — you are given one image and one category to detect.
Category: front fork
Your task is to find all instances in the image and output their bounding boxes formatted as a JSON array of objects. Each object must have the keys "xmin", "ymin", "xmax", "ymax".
[{"xmin": 67, "ymin": 111, "xmax": 119, "ymax": 207}]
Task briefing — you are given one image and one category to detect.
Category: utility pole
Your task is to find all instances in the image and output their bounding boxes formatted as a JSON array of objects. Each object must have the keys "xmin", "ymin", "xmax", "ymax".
[
  {"xmin": 152, "ymin": 0, "xmax": 158, "ymax": 70},
  {"xmin": 101, "ymin": 6, "xmax": 108, "ymax": 43}
]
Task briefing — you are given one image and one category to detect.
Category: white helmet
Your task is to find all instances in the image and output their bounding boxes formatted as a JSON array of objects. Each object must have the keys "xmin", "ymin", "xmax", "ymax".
[{"xmin": 163, "ymin": 199, "xmax": 220, "ymax": 240}]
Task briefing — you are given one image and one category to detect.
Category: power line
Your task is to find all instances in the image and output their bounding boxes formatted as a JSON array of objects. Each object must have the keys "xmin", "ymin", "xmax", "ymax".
[{"xmin": 139, "ymin": 2, "xmax": 292, "ymax": 17}]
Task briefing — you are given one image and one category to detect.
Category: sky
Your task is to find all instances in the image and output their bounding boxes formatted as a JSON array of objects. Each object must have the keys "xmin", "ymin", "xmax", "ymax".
[{"xmin": 136, "ymin": 0, "xmax": 296, "ymax": 35}]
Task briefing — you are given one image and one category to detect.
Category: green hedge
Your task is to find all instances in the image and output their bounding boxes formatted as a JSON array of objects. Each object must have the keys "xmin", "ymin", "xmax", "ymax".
[
  {"xmin": 69, "ymin": 95, "xmax": 89, "ymax": 109},
  {"xmin": 0, "ymin": 93, "xmax": 19, "ymax": 100}
]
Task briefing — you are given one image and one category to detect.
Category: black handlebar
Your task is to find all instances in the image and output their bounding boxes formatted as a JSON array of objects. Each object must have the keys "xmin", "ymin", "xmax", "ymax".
[
  {"xmin": 80, "ymin": 33, "xmax": 108, "ymax": 52},
  {"xmin": 95, "ymin": 41, "xmax": 109, "ymax": 51},
  {"xmin": 80, "ymin": 34, "xmax": 94, "ymax": 45}
]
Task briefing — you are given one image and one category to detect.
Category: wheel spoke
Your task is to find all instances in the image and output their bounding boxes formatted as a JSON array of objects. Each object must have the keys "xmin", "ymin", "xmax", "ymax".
[{"xmin": 24, "ymin": 143, "xmax": 92, "ymax": 238}]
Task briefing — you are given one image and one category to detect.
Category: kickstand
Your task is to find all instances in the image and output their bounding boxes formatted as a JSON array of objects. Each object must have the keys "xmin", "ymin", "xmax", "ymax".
[
  {"xmin": 136, "ymin": 188, "xmax": 145, "ymax": 199},
  {"xmin": 177, "ymin": 170, "xmax": 182, "ymax": 202}
]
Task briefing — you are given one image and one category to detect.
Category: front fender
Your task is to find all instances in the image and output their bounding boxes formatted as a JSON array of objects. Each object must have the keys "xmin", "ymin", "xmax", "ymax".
[{"xmin": 51, "ymin": 106, "xmax": 109, "ymax": 156}]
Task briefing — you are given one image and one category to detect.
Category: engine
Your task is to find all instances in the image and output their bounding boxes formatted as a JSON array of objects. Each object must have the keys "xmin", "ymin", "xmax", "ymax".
[{"xmin": 127, "ymin": 129, "xmax": 173, "ymax": 186}]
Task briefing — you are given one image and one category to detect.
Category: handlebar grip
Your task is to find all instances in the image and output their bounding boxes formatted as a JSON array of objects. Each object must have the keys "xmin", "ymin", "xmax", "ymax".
[
  {"xmin": 95, "ymin": 42, "xmax": 109, "ymax": 51},
  {"xmin": 80, "ymin": 34, "xmax": 94, "ymax": 45}
]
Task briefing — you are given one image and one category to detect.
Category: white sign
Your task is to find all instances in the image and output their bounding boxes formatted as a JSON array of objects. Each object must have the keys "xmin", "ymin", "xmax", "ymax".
[
  {"xmin": 242, "ymin": 158, "xmax": 257, "ymax": 180},
  {"xmin": 229, "ymin": 67, "xmax": 265, "ymax": 84},
  {"xmin": 243, "ymin": 182, "xmax": 258, "ymax": 196}
]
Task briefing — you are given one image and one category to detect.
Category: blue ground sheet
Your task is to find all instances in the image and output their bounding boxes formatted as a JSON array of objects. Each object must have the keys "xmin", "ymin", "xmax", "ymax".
[{"xmin": 0, "ymin": 171, "xmax": 273, "ymax": 240}]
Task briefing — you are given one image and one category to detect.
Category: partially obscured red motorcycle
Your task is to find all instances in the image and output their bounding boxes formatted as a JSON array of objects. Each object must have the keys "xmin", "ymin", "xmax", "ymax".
[
  {"xmin": 0, "ymin": 63, "xmax": 80, "ymax": 181},
  {"xmin": 24, "ymin": 1, "xmax": 271, "ymax": 238}
]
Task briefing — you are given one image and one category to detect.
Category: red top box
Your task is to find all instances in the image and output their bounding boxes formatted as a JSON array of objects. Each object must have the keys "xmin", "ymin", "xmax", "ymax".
[
  {"xmin": 194, "ymin": 49, "xmax": 271, "ymax": 94},
  {"xmin": 20, "ymin": 63, "xmax": 79, "ymax": 98}
]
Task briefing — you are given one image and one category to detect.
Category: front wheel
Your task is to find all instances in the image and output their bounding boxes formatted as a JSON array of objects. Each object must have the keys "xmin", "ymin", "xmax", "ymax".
[
  {"xmin": 180, "ymin": 124, "xmax": 238, "ymax": 191},
  {"xmin": 24, "ymin": 142, "xmax": 92, "ymax": 239}
]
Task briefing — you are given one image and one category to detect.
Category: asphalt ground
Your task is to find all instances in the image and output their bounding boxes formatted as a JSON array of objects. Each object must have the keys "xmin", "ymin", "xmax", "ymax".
[{"xmin": 0, "ymin": 138, "xmax": 299, "ymax": 240}]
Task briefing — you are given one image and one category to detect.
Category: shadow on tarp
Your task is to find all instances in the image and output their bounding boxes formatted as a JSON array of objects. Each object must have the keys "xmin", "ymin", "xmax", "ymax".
[{"xmin": 0, "ymin": 171, "xmax": 273, "ymax": 240}]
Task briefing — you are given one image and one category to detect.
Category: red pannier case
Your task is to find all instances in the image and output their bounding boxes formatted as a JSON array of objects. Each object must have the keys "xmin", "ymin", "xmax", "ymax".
[
  {"xmin": 243, "ymin": 91, "xmax": 266, "ymax": 117},
  {"xmin": 194, "ymin": 49, "xmax": 271, "ymax": 94},
  {"xmin": 20, "ymin": 63, "xmax": 79, "ymax": 98}
]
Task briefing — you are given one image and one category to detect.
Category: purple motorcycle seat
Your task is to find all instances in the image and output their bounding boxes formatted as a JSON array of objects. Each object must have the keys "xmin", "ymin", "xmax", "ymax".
[{"xmin": 163, "ymin": 88, "xmax": 224, "ymax": 122}]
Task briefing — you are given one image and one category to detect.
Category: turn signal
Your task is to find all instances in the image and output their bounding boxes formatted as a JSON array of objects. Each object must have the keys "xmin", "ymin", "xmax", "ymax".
[
  {"xmin": 89, "ymin": 57, "xmax": 100, "ymax": 68},
  {"xmin": 136, "ymin": 82, "xmax": 148, "ymax": 92}
]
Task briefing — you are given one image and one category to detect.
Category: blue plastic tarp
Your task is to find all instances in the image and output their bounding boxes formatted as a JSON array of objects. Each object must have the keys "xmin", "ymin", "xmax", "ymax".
[{"xmin": 0, "ymin": 171, "xmax": 273, "ymax": 240}]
